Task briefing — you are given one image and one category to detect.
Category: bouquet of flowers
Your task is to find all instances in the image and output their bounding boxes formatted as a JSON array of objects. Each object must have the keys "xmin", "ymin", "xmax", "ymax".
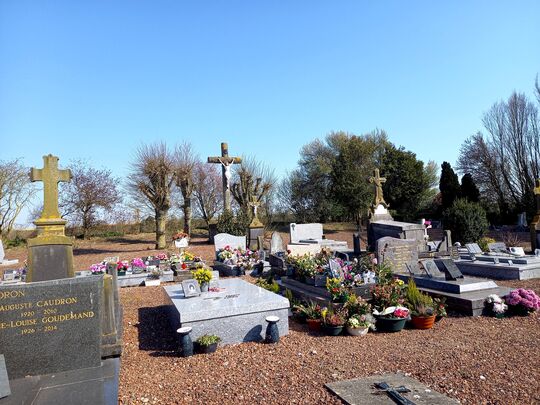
[
  {"xmin": 156, "ymin": 252, "xmax": 168, "ymax": 261},
  {"xmin": 181, "ymin": 250, "xmax": 196, "ymax": 262},
  {"xmin": 371, "ymin": 278, "xmax": 406, "ymax": 311},
  {"xmin": 116, "ymin": 261, "xmax": 129, "ymax": 271},
  {"xmin": 326, "ymin": 277, "xmax": 349, "ymax": 303},
  {"xmin": 504, "ymin": 289, "xmax": 540, "ymax": 315},
  {"xmin": 347, "ymin": 313, "xmax": 376, "ymax": 330},
  {"xmin": 131, "ymin": 258, "xmax": 145, "ymax": 268},
  {"xmin": 217, "ymin": 246, "xmax": 235, "ymax": 262},
  {"xmin": 485, "ymin": 294, "xmax": 507, "ymax": 317},
  {"xmin": 90, "ymin": 263, "xmax": 106, "ymax": 274},
  {"xmin": 172, "ymin": 232, "xmax": 189, "ymax": 241},
  {"xmin": 374, "ymin": 306, "xmax": 410, "ymax": 319}
]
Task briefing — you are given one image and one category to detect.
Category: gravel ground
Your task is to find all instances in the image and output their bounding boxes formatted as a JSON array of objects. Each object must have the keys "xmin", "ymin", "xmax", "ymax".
[{"xmin": 4, "ymin": 232, "xmax": 540, "ymax": 404}]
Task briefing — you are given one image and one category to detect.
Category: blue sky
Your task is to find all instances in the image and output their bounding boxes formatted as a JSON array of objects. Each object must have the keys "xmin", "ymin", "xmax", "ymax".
[{"xmin": 1, "ymin": 1, "xmax": 540, "ymax": 224}]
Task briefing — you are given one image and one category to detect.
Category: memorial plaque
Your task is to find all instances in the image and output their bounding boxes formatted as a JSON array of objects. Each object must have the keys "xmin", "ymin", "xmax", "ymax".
[
  {"xmin": 435, "ymin": 258, "xmax": 464, "ymax": 280},
  {"xmin": 376, "ymin": 237, "xmax": 418, "ymax": 274},
  {"xmin": 488, "ymin": 242, "xmax": 507, "ymax": 253},
  {"xmin": 465, "ymin": 243, "xmax": 483, "ymax": 254},
  {"xmin": 421, "ymin": 259, "xmax": 445, "ymax": 278},
  {"xmin": 0, "ymin": 276, "xmax": 102, "ymax": 379}
]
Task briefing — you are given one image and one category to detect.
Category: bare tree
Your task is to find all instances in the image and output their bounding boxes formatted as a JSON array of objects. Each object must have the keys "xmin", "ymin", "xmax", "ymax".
[
  {"xmin": 192, "ymin": 162, "xmax": 222, "ymax": 228},
  {"xmin": 60, "ymin": 160, "xmax": 119, "ymax": 239},
  {"xmin": 230, "ymin": 156, "xmax": 275, "ymax": 220},
  {"xmin": 128, "ymin": 142, "xmax": 176, "ymax": 249},
  {"xmin": 0, "ymin": 158, "xmax": 36, "ymax": 237},
  {"xmin": 458, "ymin": 90, "xmax": 540, "ymax": 219},
  {"xmin": 174, "ymin": 142, "xmax": 198, "ymax": 237}
]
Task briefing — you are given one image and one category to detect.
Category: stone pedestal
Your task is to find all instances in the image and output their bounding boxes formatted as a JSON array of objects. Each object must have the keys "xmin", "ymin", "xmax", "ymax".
[
  {"xmin": 531, "ymin": 216, "xmax": 540, "ymax": 252},
  {"xmin": 248, "ymin": 226, "xmax": 264, "ymax": 250}
]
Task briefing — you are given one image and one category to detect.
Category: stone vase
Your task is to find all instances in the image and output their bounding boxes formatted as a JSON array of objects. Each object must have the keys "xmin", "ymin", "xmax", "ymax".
[
  {"xmin": 177, "ymin": 327, "xmax": 193, "ymax": 357},
  {"xmin": 265, "ymin": 316, "xmax": 280, "ymax": 344},
  {"xmin": 200, "ymin": 283, "xmax": 209, "ymax": 292}
]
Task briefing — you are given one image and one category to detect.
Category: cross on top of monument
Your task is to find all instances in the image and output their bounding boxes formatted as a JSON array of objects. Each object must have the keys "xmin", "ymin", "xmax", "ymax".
[
  {"xmin": 369, "ymin": 168, "xmax": 387, "ymax": 207},
  {"xmin": 30, "ymin": 154, "xmax": 72, "ymax": 221},
  {"xmin": 207, "ymin": 142, "xmax": 242, "ymax": 211}
]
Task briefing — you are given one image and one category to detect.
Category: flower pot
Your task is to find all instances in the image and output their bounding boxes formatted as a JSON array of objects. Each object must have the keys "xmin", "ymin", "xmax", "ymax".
[
  {"xmin": 323, "ymin": 325, "xmax": 343, "ymax": 336},
  {"xmin": 346, "ymin": 326, "xmax": 369, "ymax": 336},
  {"xmin": 117, "ymin": 271, "xmax": 126, "ymax": 277},
  {"xmin": 306, "ymin": 319, "xmax": 322, "ymax": 332},
  {"xmin": 411, "ymin": 315, "xmax": 436, "ymax": 330},
  {"xmin": 305, "ymin": 277, "xmax": 315, "ymax": 286},
  {"xmin": 200, "ymin": 283, "xmax": 209, "ymax": 292},
  {"xmin": 375, "ymin": 316, "xmax": 407, "ymax": 333},
  {"xmin": 196, "ymin": 342, "xmax": 218, "ymax": 354}
]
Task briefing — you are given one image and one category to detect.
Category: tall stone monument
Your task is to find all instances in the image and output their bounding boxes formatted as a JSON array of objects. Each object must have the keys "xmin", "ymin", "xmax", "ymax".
[
  {"xmin": 27, "ymin": 154, "xmax": 74, "ymax": 282},
  {"xmin": 207, "ymin": 142, "xmax": 242, "ymax": 211},
  {"xmin": 248, "ymin": 197, "xmax": 264, "ymax": 250},
  {"xmin": 531, "ymin": 179, "xmax": 540, "ymax": 251}
]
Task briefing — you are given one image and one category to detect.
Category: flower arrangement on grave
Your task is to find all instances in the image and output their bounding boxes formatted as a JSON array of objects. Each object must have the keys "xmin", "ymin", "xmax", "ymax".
[
  {"xmin": 405, "ymin": 279, "xmax": 434, "ymax": 316},
  {"xmin": 321, "ymin": 307, "xmax": 346, "ymax": 335},
  {"xmin": 156, "ymin": 252, "xmax": 168, "ymax": 261},
  {"xmin": 130, "ymin": 257, "xmax": 145, "ymax": 269},
  {"xmin": 433, "ymin": 297, "xmax": 447, "ymax": 320},
  {"xmin": 90, "ymin": 263, "xmax": 106, "ymax": 274},
  {"xmin": 504, "ymin": 289, "xmax": 540, "ymax": 315},
  {"xmin": 326, "ymin": 277, "xmax": 349, "ymax": 303},
  {"xmin": 195, "ymin": 334, "xmax": 221, "ymax": 353},
  {"xmin": 371, "ymin": 277, "xmax": 406, "ymax": 311},
  {"xmin": 192, "ymin": 267, "xmax": 213, "ymax": 286},
  {"xmin": 295, "ymin": 255, "xmax": 318, "ymax": 279},
  {"xmin": 180, "ymin": 250, "xmax": 196, "ymax": 262},
  {"xmin": 485, "ymin": 294, "xmax": 508, "ymax": 318},
  {"xmin": 346, "ymin": 313, "xmax": 376, "ymax": 332},
  {"xmin": 374, "ymin": 306, "xmax": 410, "ymax": 319},
  {"xmin": 148, "ymin": 267, "xmax": 163, "ymax": 280},
  {"xmin": 116, "ymin": 260, "xmax": 129, "ymax": 271},
  {"xmin": 256, "ymin": 277, "xmax": 280, "ymax": 294},
  {"xmin": 343, "ymin": 294, "xmax": 372, "ymax": 318},
  {"xmin": 217, "ymin": 245, "xmax": 235, "ymax": 262},
  {"xmin": 294, "ymin": 301, "xmax": 323, "ymax": 331},
  {"xmin": 172, "ymin": 232, "xmax": 189, "ymax": 241}
]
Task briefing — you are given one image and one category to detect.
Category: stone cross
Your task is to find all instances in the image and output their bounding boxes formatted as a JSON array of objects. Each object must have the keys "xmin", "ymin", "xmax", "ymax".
[
  {"xmin": 207, "ymin": 142, "xmax": 242, "ymax": 211},
  {"xmin": 30, "ymin": 154, "xmax": 72, "ymax": 221},
  {"xmin": 249, "ymin": 198, "xmax": 263, "ymax": 228},
  {"xmin": 369, "ymin": 168, "xmax": 387, "ymax": 207}
]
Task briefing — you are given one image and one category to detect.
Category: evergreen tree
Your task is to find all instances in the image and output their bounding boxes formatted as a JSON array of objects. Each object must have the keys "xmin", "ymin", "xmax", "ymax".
[
  {"xmin": 460, "ymin": 173, "xmax": 480, "ymax": 202},
  {"xmin": 439, "ymin": 162, "xmax": 461, "ymax": 211}
]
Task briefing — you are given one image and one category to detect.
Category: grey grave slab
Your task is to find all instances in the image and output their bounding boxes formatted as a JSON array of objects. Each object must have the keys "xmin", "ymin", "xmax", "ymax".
[
  {"xmin": 369, "ymin": 220, "xmax": 426, "ymax": 252},
  {"xmin": 164, "ymin": 278, "xmax": 289, "ymax": 345},
  {"xmin": 376, "ymin": 237, "xmax": 418, "ymax": 274},
  {"xmin": 0, "ymin": 355, "xmax": 10, "ymax": 399},
  {"xmin": 465, "ymin": 243, "xmax": 483, "ymax": 255},
  {"xmin": 2, "ymin": 357, "xmax": 119, "ymax": 405},
  {"xmin": 488, "ymin": 242, "xmax": 507, "ymax": 253},
  {"xmin": 454, "ymin": 258, "xmax": 540, "ymax": 280},
  {"xmin": 0, "ymin": 276, "xmax": 102, "ymax": 379},
  {"xmin": 398, "ymin": 274, "xmax": 498, "ymax": 294},
  {"xmin": 326, "ymin": 372, "xmax": 459, "ymax": 405},
  {"xmin": 28, "ymin": 244, "xmax": 73, "ymax": 281},
  {"xmin": 421, "ymin": 259, "xmax": 445, "ymax": 278}
]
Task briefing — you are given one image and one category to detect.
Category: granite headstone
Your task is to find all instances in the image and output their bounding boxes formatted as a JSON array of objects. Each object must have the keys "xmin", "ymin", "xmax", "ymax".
[
  {"xmin": 421, "ymin": 259, "xmax": 445, "ymax": 278},
  {"xmin": 435, "ymin": 258, "xmax": 464, "ymax": 280},
  {"xmin": 376, "ymin": 237, "xmax": 418, "ymax": 274},
  {"xmin": 0, "ymin": 276, "xmax": 102, "ymax": 379}
]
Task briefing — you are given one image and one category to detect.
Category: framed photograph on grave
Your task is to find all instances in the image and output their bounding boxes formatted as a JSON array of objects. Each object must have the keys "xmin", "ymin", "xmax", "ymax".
[{"xmin": 182, "ymin": 279, "xmax": 201, "ymax": 298}]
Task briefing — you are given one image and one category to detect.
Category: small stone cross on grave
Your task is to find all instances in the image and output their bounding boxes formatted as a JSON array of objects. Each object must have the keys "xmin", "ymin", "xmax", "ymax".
[
  {"xmin": 30, "ymin": 154, "xmax": 72, "ymax": 223},
  {"xmin": 207, "ymin": 142, "xmax": 242, "ymax": 211},
  {"xmin": 369, "ymin": 168, "xmax": 387, "ymax": 207}
]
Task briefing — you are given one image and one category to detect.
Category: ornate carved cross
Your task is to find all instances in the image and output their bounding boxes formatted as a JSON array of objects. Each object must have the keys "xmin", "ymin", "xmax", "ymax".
[
  {"xmin": 207, "ymin": 142, "xmax": 242, "ymax": 211},
  {"xmin": 30, "ymin": 154, "xmax": 72, "ymax": 221},
  {"xmin": 369, "ymin": 168, "xmax": 387, "ymax": 207}
]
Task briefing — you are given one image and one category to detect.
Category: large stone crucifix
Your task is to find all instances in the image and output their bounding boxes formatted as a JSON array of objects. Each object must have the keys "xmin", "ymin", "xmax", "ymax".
[
  {"xmin": 207, "ymin": 142, "xmax": 242, "ymax": 211},
  {"xmin": 30, "ymin": 154, "xmax": 72, "ymax": 222},
  {"xmin": 369, "ymin": 168, "xmax": 387, "ymax": 208}
]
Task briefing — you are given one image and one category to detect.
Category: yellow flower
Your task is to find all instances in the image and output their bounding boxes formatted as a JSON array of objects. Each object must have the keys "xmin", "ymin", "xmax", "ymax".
[
  {"xmin": 321, "ymin": 307, "xmax": 328, "ymax": 320},
  {"xmin": 396, "ymin": 279, "xmax": 404, "ymax": 286}
]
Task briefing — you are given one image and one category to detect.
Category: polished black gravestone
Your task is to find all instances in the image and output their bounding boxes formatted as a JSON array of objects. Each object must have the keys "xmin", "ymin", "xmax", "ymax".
[
  {"xmin": 0, "ymin": 276, "xmax": 102, "ymax": 379},
  {"xmin": 0, "ymin": 356, "xmax": 10, "ymax": 399},
  {"xmin": 435, "ymin": 258, "xmax": 464, "ymax": 280}
]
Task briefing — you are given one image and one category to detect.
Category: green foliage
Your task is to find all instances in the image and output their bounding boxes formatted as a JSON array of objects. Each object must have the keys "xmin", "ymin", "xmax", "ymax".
[
  {"xmin": 195, "ymin": 334, "xmax": 221, "ymax": 346},
  {"xmin": 375, "ymin": 261, "xmax": 393, "ymax": 285},
  {"xmin": 439, "ymin": 162, "xmax": 461, "ymax": 211},
  {"xmin": 381, "ymin": 145, "xmax": 437, "ymax": 221},
  {"xmin": 443, "ymin": 198, "xmax": 489, "ymax": 244},
  {"xmin": 4, "ymin": 236, "xmax": 25, "ymax": 248},
  {"xmin": 293, "ymin": 301, "xmax": 322, "ymax": 320},
  {"xmin": 405, "ymin": 279, "xmax": 433, "ymax": 316},
  {"xmin": 216, "ymin": 210, "xmax": 247, "ymax": 236},
  {"xmin": 477, "ymin": 236, "xmax": 496, "ymax": 252},
  {"xmin": 256, "ymin": 277, "xmax": 280, "ymax": 294},
  {"xmin": 191, "ymin": 267, "xmax": 213, "ymax": 284},
  {"xmin": 460, "ymin": 173, "xmax": 480, "ymax": 202}
]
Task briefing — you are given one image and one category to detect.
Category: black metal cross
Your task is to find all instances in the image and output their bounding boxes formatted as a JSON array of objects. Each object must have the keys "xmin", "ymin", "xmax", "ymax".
[{"xmin": 373, "ymin": 382, "xmax": 417, "ymax": 405}]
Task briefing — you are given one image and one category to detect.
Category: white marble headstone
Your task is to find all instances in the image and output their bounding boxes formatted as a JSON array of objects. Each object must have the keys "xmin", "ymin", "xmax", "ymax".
[
  {"xmin": 214, "ymin": 233, "xmax": 246, "ymax": 252},
  {"xmin": 0, "ymin": 241, "xmax": 4, "ymax": 262},
  {"xmin": 0, "ymin": 240, "xmax": 18, "ymax": 266},
  {"xmin": 289, "ymin": 223, "xmax": 323, "ymax": 243},
  {"xmin": 286, "ymin": 243, "xmax": 321, "ymax": 256}
]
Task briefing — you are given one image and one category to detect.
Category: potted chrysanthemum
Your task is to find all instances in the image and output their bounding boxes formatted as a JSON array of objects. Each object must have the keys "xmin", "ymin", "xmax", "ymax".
[{"xmin": 346, "ymin": 313, "xmax": 376, "ymax": 336}]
